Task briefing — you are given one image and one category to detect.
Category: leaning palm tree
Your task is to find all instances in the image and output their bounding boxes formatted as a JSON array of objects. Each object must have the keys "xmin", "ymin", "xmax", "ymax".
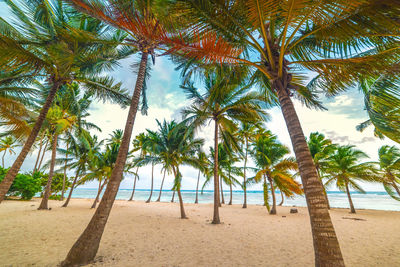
[
  {"xmin": 375, "ymin": 145, "xmax": 400, "ymax": 201},
  {"xmin": 168, "ymin": 1, "xmax": 400, "ymax": 264},
  {"xmin": 0, "ymin": 137, "xmax": 19, "ymax": 168},
  {"xmin": 182, "ymin": 65, "xmax": 268, "ymax": 224},
  {"xmin": 61, "ymin": 0, "xmax": 184, "ymax": 264},
  {"xmin": 324, "ymin": 145, "xmax": 379, "ymax": 213},
  {"xmin": 0, "ymin": 0, "xmax": 130, "ymax": 203},
  {"xmin": 307, "ymin": 132, "xmax": 337, "ymax": 209},
  {"xmin": 250, "ymin": 130, "xmax": 301, "ymax": 214}
]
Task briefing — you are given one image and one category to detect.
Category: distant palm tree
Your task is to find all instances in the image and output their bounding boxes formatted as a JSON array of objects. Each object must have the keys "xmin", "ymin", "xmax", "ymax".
[
  {"xmin": 0, "ymin": 0, "xmax": 130, "ymax": 203},
  {"xmin": 307, "ymin": 132, "xmax": 337, "ymax": 209},
  {"xmin": 193, "ymin": 150, "xmax": 209, "ymax": 204},
  {"xmin": 375, "ymin": 145, "xmax": 400, "ymax": 201},
  {"xmin": 250, "ymin": 131, "xmax": 301, "ymax": 214},
  {"xmin": 182, "ymin": 65, "xmax": 268, "ymax": 224},
  {"xmin": 237, "ymin": 122, "xmax": 261, "ymax": 208},
  {"xmin": 325, "ymin": 145, "xmax": 379, "ymax": 213},
  {"xmin": 128, "ymin": 133, "xmax": 147, "ymax": 201},
  {"xmin": 0, "ymin": 137, "xmax": 19, "ymax": 168}
]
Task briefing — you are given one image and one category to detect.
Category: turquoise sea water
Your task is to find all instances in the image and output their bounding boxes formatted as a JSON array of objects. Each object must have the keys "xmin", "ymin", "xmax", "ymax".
[{"xmin": 67, "ymin": 188, "xmax": 400, "ymax": 211}]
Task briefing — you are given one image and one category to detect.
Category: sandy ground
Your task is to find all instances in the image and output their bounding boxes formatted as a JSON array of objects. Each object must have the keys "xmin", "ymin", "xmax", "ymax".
[{"xmin": 0, "ymin": 199, "xmax": 399, "ymax": 267}]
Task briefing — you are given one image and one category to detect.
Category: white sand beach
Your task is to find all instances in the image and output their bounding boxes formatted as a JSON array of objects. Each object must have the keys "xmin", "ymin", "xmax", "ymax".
[{"xmin": 0, "ymin": 199, "xmax": 399, "ymax": 267}]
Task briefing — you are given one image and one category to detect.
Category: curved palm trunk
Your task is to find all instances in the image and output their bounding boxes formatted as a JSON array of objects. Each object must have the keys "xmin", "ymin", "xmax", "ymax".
[
  {"xmin": 156, "ymin": 169, "xmax": 166, "ymax": 202},
  {"xmin": 278, "ymin": 191, "xmax": 284, "ymax": 206},
  {"xmin": 171, "ymin": 190, "xmax": 175, "ymax": 202},
  {"xmin": 173, "ymin": 166, "xmax": 187, "ymax": 219},
  {"xmin": 91, "ymin": 180, "xmax": 107, "ymax": 209},
  {"xmin": 37, "ymin": 139, "xmax": 49, "ymax": 171},
  {"xmin": 345, "ymin": 181, "xmax": 356, "ymax": 213},
  {"xmin": 220, "ymin": 176, "xmax": 225, "ymax": 204},
  {"xmin": 0, "ymin": 82, "xmax": 60, "ymax": 203},
  {"xmin": 242, "ymin": 139, "xmax": 248, "ymax": 208},
  {"xmin": 391, "ymin": 181, "xmax": 400, "ymax": 197},
  {"xmin": 128, "ymin": 167, "xmax": 139, "ymax": 201},
  {"xmin": 212, "ymin": 119, "xmax": 220, "ymax": 224},
  {"xmin": 194, "ymin": 170, "xmax": 200, "ymax": 204},
  {"xmin": 146, "ymin": 163, "xmax": 155, "ymax": 203},
  {"xmin": 62, "ymin": 172, "xmax": 79, "ymax": 208},
  {"xmin": 38, "ymin": 134, "xmax": 58, "ymax": 210},
  {"xmin": 276, "ymin": 85, "xmax": 344, "ymax": 266},
  {"xmin": 61, "ymin": 142, "xmax": 69, "ymax": 201},
  {"xmin": 268, "ymin": 176, "xmax": 277, "ymax": 215},
  {"xmin": 61, "ymin": 52, "xmax": 148, "ymax": 267},
  {"xmin": 316, "ymin": 167, "xmax": 330, "ymax": 210},
  {"xmin": 33, "ymin": 133, "xmax": 45, "ymax": 172}
]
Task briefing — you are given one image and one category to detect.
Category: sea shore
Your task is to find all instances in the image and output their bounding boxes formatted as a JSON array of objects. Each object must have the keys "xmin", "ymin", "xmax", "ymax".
[{"xmin": 0, "ymin": 198, "xmax": 399, "ymax": 266}]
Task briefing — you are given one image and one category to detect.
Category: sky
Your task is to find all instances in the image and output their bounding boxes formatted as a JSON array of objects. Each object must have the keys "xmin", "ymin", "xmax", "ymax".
[{"xmin": 1, "ymin": 3, "xmax": 398, "ymax": 192}]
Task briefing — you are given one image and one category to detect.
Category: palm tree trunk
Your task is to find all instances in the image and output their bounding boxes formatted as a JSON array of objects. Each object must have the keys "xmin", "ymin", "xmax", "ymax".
[
  {"xmin": 220, "ymin": 176, "xmax": 225, "ymax": 204},
  {"xmin": 345, "ymin": 181, "xmax": 356, "ymax": 213},
  {"xmin": 128, "ymin": 166, "xmax": 139, "ymax": 201},
  {"xmin": 276, "ymin": 84, "xmax": 344, "ymax": 266},
  {"xmin": 228, "ymin": 182, "xmax": 233, "ymax": 205},
  {"xmin": 33, "ymin": 133, "xmax": 45, "ymax": 172},
  {"xmin": 268, "ymin": 176, "xmax": 277, "ymax": 215},
  {"xmin": 195, "ymin": 170, "xmax": 200, "ymax": 204},
  {"xmin": 173, "ymin": 166, "xmax": 187, "ymax": 219},
  {"xmin": 171, "ymin": 190, "xmax": 175, "ymax": 202},
  {"xmin": 278, "ymin": 191, "xmax": 284, "ymax": 206},
  {"xmin": 38, "ymin": 134, "xmax": 58, "ymax": 210},
  {"xmin": 0, "ymin": 81, "xmax": 61, "ymax": 203},
  {"xmin": 2, "ymin": 150, "xmax": 5, "ymax": 168},
  {"xmin": 91, "ymin": 180, "xmax": 107, "ymax": 209},
  {"xmin": 242, "ymin": 139, "xmax": 248, "ymax": 208},
  {"xmin": 156, "ymin": 169, "xmax": 166, "ymax": 202},
  {"xmin": 212, "ymin": 119, "xmax": 220, "ymax": 224},
  {"xmin": 61, "ymin": 52, "xmax": 149, "ymax": 266},
  {"xmin": 61, "ymin": 142, "xmax": 69, "ymax": 201},
  {"xmin": 37, "ymin": 139, "xmax": 49, "ymax": 171},
  {"xmin": 146, "ymin": 163, "xmax": 154, "ymax": 203},
  {"xmin": 316, "ymin": 166, "xmax": 330, "ymax": 210},
  {"xmin": 62, "ymin": 172, "xmax": 79, "ymax": 208}
]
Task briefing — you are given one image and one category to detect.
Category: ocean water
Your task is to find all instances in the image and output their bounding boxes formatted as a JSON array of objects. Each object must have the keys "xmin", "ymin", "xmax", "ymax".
[{"xmin": 67, "ymin": 188, "xmax": 400, "ymax": 211}]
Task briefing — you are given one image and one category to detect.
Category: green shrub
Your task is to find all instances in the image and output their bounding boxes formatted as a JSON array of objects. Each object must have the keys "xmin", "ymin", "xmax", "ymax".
[{"xmin": 0, "ymin": 167, "xmax": 42, "ymax": 200}]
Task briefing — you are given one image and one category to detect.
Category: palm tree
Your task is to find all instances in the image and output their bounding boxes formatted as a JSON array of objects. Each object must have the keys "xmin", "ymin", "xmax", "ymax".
[
  {"xmin": 182, "ymin": 65, "xmax": 268, "ymax": 224},
  {"xmin": 375, "ymin": 145, "xmax": 400, "ymax": 201},
  {"xmin": 61, "ymin": 0, "xmax": 189, "ymax": 261},
  {"xmin": 250, "ymin": 131, "xmax": 301, "ymax": 214},
  {"xmin": 0, "ymin": 137, "xmax": 19, "ymax": 168},
  {"xmin": 60, "ymin": 131, "xmax": 103, "ymax": 208},
  {"xmin": 307, "ymin": 132, "xmax": 337, "ymax": 209},
  {"xmin": 193, "ymin": 150, "xmax": 208, "ymax": 204},
  {"xmin": 237, "ymin": 122, "xmax": 261, "ymax": 208},
  {"xmin": 0, "ymin": 0, "xmax": 130, "ymax": 203},
  {"xmin": 325, "ymin": 145, "xmax": 379, "ymax": 213},
  {"xmin": 169, "ymin": 1, "xmax": 400, "ymax": 263},
  {"xmin": 128, "ymin": 133, "xmax": 147, "ymax": 201}
]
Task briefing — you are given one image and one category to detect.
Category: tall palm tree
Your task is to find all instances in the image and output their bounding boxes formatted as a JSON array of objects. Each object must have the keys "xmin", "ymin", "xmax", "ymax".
[
  {"xmin": 0, "ymin": 137, "xmax": 19, "ymax": 168},
  {"xmin": 325, "ymin": 145, "xmax": 379, "ymax": 213},
  {"xmin": 61, "ymin": 0, "xmax": 186, "ymax": 262},
  {"xmin": 250, "ymin": 131, "xmax": 301, "ymax": 214},
  {"xmin": 375, "ymin": 145, "xmax": 400, "ymax": 201},
  {"xmin": 0, "ymin": 0, "xmax": 130, "ymax": 203},
  {"xmin": 307, "ymin": 132, "xmax": 337, "ymax": 209},
  {"xmin": 237, "ymin": 122, "xmax": 261, "ymax": 208},
  {"xmin": 182, "ymin": 65, "xmax": 268, "ymax": 224},
  {"xmin": 169, "ymin": 1, "xmax": 400, "ymax": 264}
]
